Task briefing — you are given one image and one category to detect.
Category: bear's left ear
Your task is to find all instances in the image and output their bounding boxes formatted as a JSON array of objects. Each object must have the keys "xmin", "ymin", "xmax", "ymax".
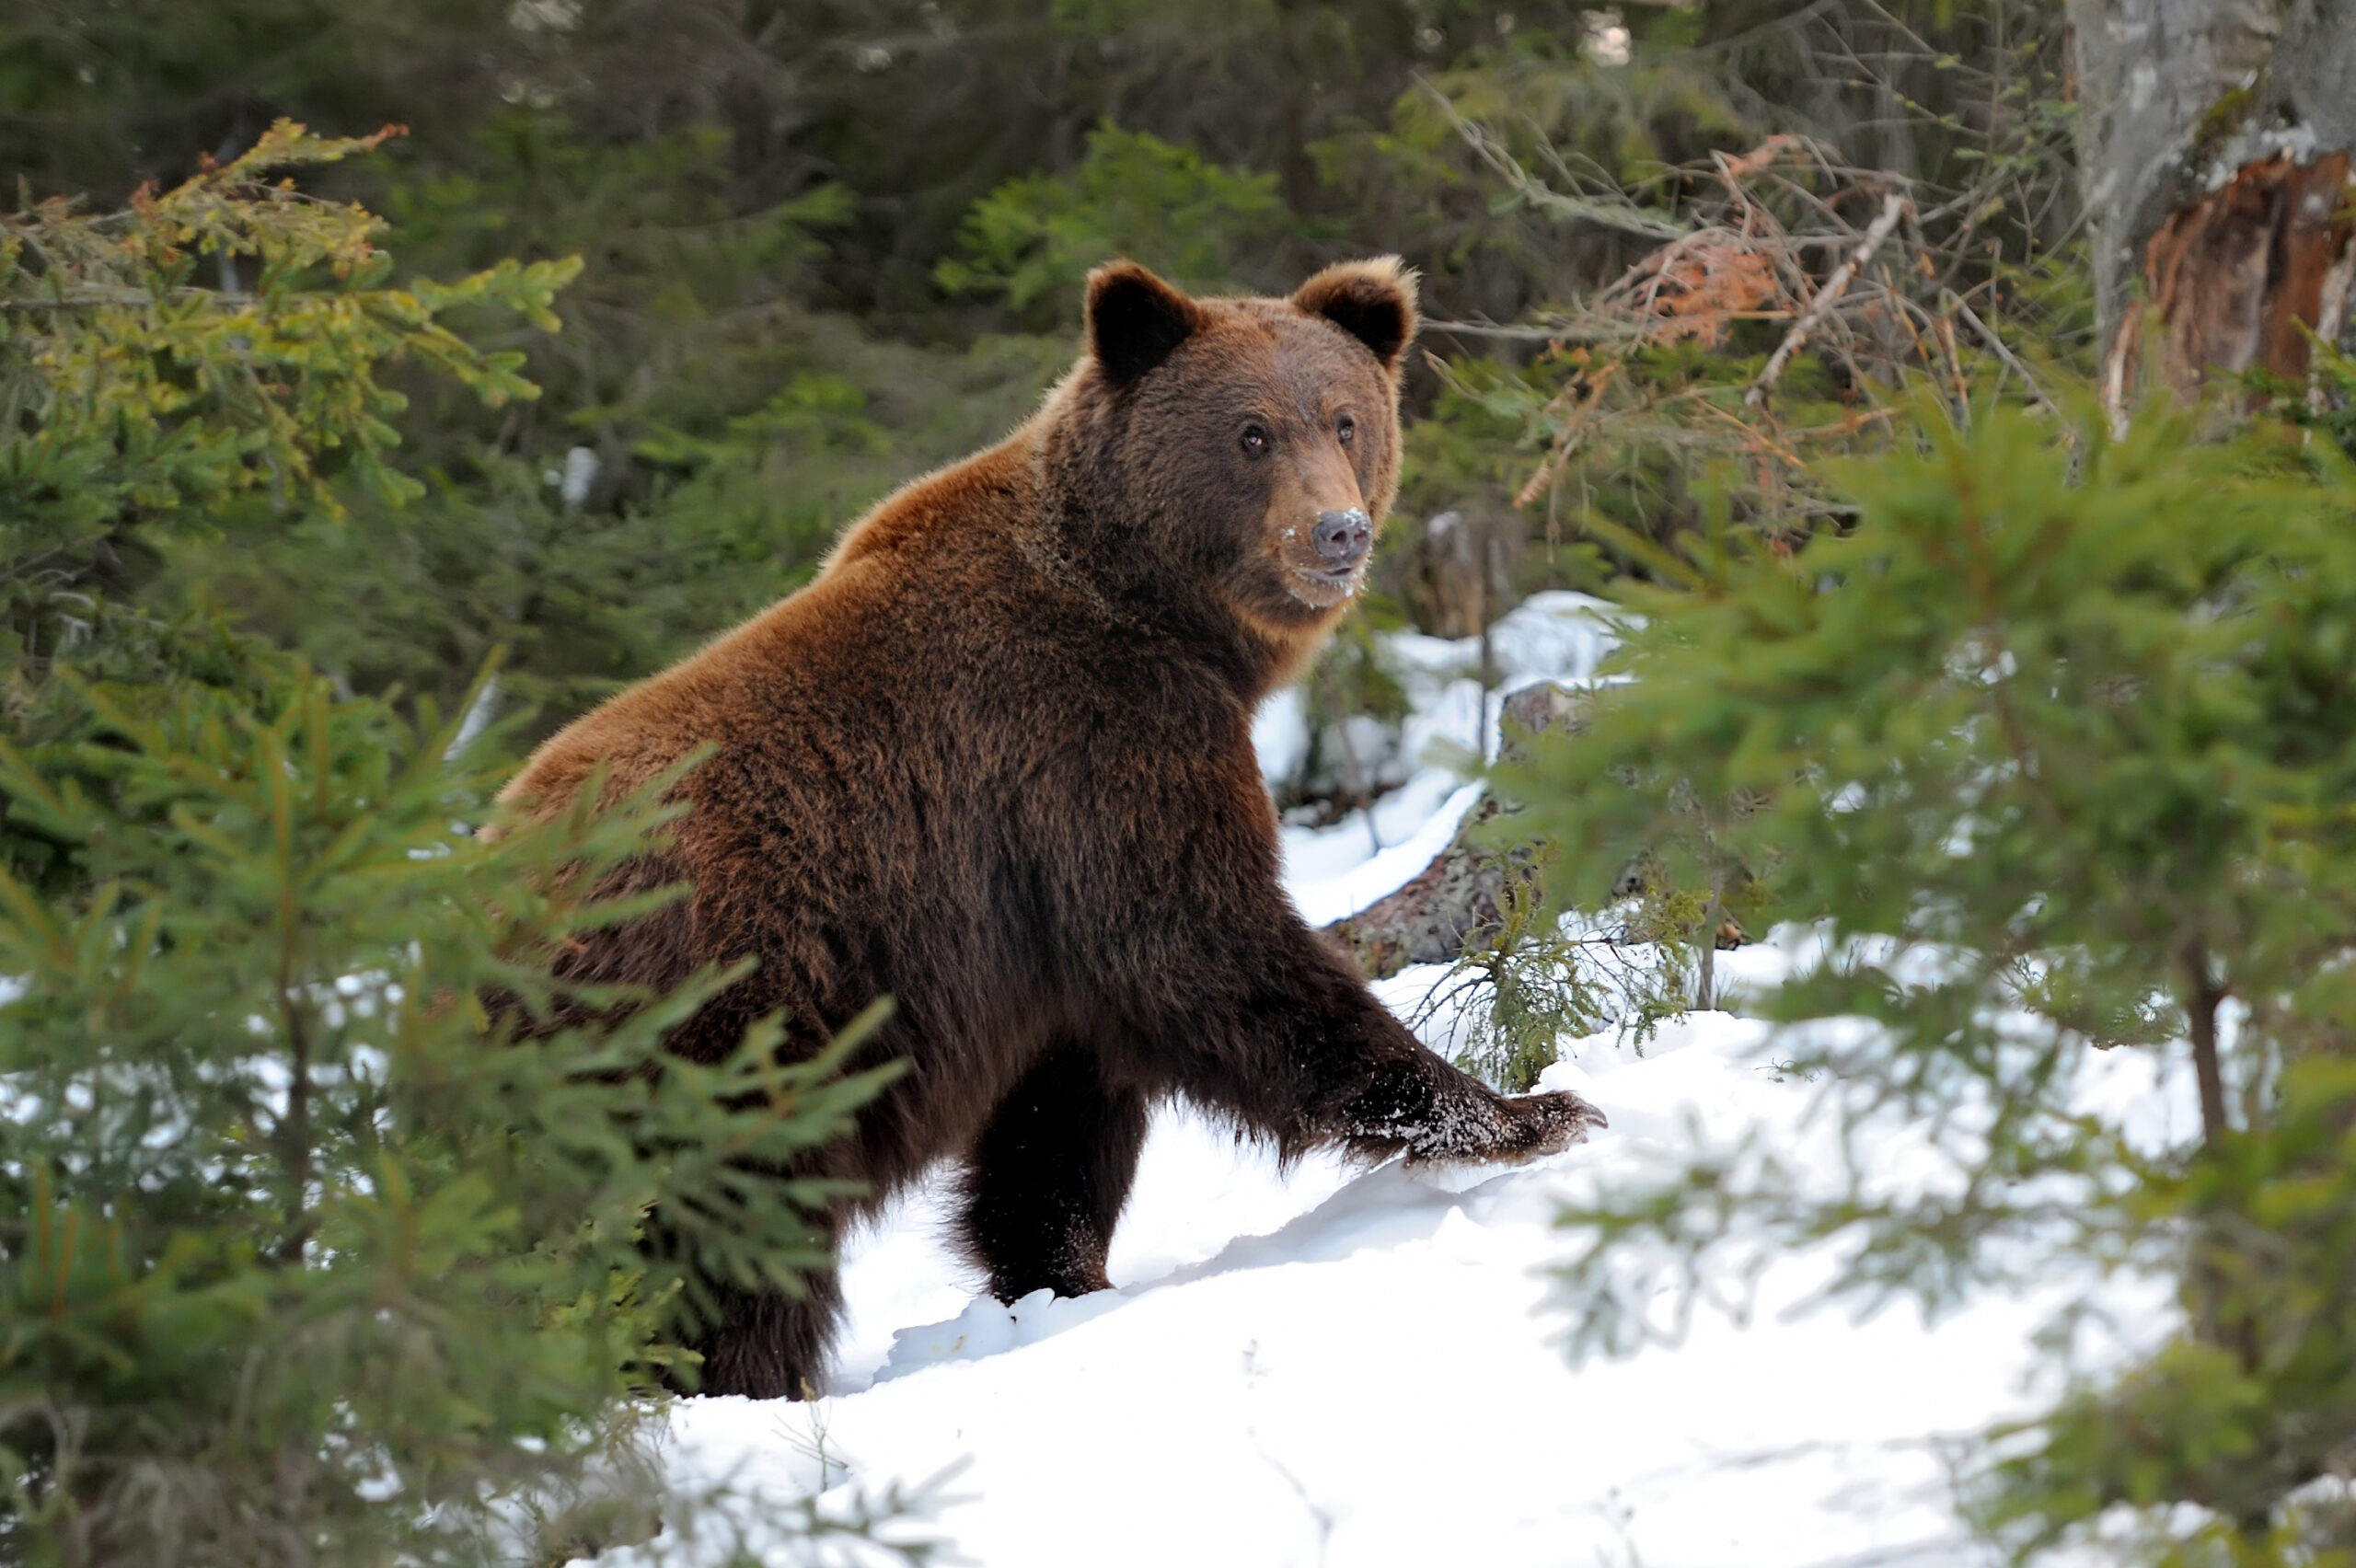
[
  {"xmin": 1292, "ymin": 257, "xmax": 1420, "ymax": 374},
  {"xmin": 1087, "ymin": 261, "xmax": 1205, "ymax": 385}
]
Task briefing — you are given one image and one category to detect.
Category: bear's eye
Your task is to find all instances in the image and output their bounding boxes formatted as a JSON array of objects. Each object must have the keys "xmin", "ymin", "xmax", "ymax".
[
  {"xmin": 1240, "ymin": 423, "xmax": 1272, "ymax": 456},
  {"xmin": 1335, "ymin": 413, "xmax": 1357, "ymax": 445}
]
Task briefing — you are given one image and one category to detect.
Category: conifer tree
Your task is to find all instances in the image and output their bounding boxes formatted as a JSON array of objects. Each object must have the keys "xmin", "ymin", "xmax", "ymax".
[
  {"xmin": 0, "ymin": 125, "xmax": 915, "ymax": 1568},
  {"xmin": 1519, "ymin": 391, "xmax": 2356, "ymax": 1562}
]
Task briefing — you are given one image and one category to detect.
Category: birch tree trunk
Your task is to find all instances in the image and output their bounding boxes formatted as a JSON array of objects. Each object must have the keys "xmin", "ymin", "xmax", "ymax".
[{"xmin": 2067, "ymin": 0, "xmax": 2356, "ymax": 413}]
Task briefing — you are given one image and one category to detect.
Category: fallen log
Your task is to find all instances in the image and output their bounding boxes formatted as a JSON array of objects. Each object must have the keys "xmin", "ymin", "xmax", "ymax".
[
  {"xmin": 1322, "ymin": 680, "xmax": 1744, "ymax": 979},
  {"xmin": 1322, "ymin": 682, "xmax": 1572, "ymax": 978}
]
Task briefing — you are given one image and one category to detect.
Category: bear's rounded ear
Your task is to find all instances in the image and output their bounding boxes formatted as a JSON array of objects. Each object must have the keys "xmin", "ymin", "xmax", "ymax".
[
  {"xmin": 1291, "ymin": 257, "xmax": 1420, "ymax": 374},
  {"xmin": 1086, "ymin": 261, "xmax": 1204, "ymax": 385}
]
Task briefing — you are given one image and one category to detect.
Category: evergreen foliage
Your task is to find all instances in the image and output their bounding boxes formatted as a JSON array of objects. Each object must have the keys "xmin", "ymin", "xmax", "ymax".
[
  {"xmin": 0, "ymin": 129, "xmax": 911, "ymax": 1567},
  {"xmin": 1, "ymin": 648, "xmax": 898, "ymax": 1565},
  {"xmin": 142, "ymin": 109, "xmax": 1062, "ymax": 731},
  {"xmin": 1413, "ymin": 858, "xmax": 1680, "ymax": 1094},
  {"xmin": 935, "ymin": 124, "xmax": 1299, "ymax": 321},
  {"xmin": 0, "ymin": 121, "xmax": 575, "ymax": 672},
  {"xmin": 1514, "ymin": 394, "xmax": 2356, "ymax": 1561},
  {"xmin": 4, "ymin": 0, "xmax": 2074, "ymax": 745}
]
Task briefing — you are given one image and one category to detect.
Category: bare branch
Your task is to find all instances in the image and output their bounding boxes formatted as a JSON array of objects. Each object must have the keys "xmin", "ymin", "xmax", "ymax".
[
  {"xmin": 1744, "ymin": 191, "xmax": 1910, "ymax": 409},
  {"xmin": 1943, "ymin": 288, "xmax": 2057, "ymax": 414},
  {"xmin": 1415, "ymin": 76, "xmax": 1691, "ymax": 243}
]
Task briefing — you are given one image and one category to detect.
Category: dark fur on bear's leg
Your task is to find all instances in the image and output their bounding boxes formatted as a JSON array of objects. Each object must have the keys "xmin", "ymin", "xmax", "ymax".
[
  {"xmin": 956, "ymin": 1045, "xmax": 1149, "ymax": 1302},
  {"xmin": 663, "ymin": 1216, "xmax": 845, "ymax": 1401}
]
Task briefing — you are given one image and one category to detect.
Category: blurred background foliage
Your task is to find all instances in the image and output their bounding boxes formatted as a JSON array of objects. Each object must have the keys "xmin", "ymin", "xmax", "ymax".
[{"xmin": 3, "ymin": 0, "xmax": 2085, "ymax": 747}]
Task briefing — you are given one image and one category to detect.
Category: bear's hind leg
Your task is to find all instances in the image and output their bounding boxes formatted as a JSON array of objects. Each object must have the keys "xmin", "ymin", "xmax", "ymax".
[
  {"xmin": 955, "ymin": 1044, "xmax": 1149, "ymax": 1303},
  {"xmin": 674, "ymin": 1216, "xmax": 846, "ymax": 1401}
]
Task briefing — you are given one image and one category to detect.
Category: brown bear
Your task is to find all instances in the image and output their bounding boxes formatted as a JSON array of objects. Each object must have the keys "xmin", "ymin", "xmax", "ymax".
[{"xmin": 501, "ymin": 258, "xmax": 1607, "ymax": 1399}]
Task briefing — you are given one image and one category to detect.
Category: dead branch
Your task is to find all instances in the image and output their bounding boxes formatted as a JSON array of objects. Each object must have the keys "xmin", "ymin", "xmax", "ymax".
[
  {"xmin": 1421, "ymin": 317, "xmax": 1650, "ymax": 344},
  {"xmin": 1943, "ymin": 288, "xmax": 2056, "ymax": 414},
  {"xmin": 1415, "ymin": 76, "xmax": 1690, "ymax": 244},
  {"xmin": 1743, "ymin": 191, "xmax": 1909, "ymax": 409}
]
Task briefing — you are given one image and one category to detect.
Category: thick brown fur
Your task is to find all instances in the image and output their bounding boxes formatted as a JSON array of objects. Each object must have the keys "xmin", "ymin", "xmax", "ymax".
[{"xmin": 501, "ymin": 259, "xmax": 1606, "ymax": 1399}]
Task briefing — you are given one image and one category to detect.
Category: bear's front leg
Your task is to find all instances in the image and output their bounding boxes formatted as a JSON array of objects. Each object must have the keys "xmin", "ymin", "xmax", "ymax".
[
  {"xmin": 1335, "ymin": 1043, "xmax": 1606, "ymax": 1168},
  {"xmin": 1124, "ymin": 905, "xmax": 1605, "ymax": 1169}
]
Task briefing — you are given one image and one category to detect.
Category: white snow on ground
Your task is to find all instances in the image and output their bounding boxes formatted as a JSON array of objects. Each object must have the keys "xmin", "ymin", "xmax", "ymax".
[{"xmin": 614, "ymin": 594, "xmax": 2184, "ymax": 1568}]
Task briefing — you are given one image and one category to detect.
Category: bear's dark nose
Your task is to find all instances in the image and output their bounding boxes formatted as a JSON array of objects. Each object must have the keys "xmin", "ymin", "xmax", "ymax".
[{"xmin": 1312, "ymin": 508, "xmax": 1372, "ymax": 568}]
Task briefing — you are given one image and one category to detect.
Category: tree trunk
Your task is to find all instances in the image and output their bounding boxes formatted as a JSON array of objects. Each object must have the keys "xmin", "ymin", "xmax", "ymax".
[{"xmin": 2067, "ymin": 0, "xmax": 2356, "ymax": 414}]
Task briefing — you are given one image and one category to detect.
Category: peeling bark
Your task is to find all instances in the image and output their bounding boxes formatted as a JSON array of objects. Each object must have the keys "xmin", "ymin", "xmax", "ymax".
[
  {"xmin": 1323, "ymin": 824, "xmax": 1518, "ymax": 978},
  {"xmin": 2066, "ymin": 0, "xmax": 2356, "ymax": 409},
  {"xmin": 2117, "ymin": 148, "xmax": 2353, "ymax": 398}
]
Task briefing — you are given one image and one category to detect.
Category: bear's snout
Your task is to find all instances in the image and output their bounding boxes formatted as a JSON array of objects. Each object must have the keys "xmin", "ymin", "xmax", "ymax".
[{"xmin": 1311, "ymin": 507, "xmax": 1372, "ymax": 568}]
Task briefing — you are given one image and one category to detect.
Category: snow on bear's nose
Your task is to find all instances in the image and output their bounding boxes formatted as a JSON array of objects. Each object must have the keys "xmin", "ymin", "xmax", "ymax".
[{"xmin": 1312, "ymin": 507, "xmax": 1371, "ymax": 567}]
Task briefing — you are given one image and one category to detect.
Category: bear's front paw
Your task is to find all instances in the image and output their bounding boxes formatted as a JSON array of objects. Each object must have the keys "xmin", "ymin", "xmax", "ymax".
[
  {"xmin": 1494, "ymin": 1088, "xmax": 1608, "ymax": 1161},
  {"xmin": 1399, "ymin": 1087, "xmax": 1607, "ymax": 1168}
]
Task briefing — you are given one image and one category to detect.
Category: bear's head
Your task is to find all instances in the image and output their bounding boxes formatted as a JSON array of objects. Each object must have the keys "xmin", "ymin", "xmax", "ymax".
[{"xmin": 1061, "ymin": 258, "xmax": 1419, "ymax": 671}]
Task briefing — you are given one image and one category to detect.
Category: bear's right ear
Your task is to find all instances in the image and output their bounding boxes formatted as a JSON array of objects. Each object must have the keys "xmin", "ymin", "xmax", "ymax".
[{"xmin": 1086, "ymin": 261, "xmax": 1203, "ymax": 385}]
